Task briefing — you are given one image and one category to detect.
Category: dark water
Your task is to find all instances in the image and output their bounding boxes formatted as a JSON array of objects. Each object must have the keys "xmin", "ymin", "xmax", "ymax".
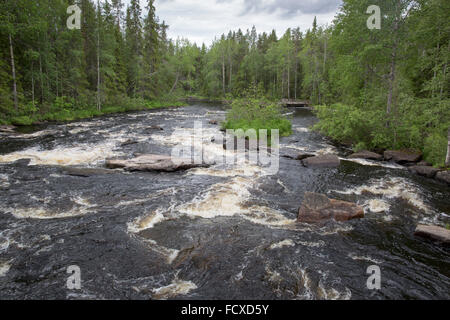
[{"xmin": 0, "ymin": 104, "xmax": 449, "ymax": 299}]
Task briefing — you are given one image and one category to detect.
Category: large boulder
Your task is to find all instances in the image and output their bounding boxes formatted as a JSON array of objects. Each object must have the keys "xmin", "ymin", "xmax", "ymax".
[
  {"xmin": 348, "ymin": 150, "xmax": 383, "ymax": 161},
  {"xmin": 105, "ymin": 154, "xmax": 213, "ymax": 172},
  {"xmin": 302, "ymin": 154, "xmax": 340, "ymax": 168},
  {"xmin": 298, "ymin": 192, "xmax": 364, "ymax": 223},
  {"xmin": 435, "ymin": 171, "xmax": 450, "ymax": 185},
  {"xmin": 384, "ymin": 150, "xmax": 422, "ymax": 164},
  {"xmin": 408, "ymin": 166, "xmax": 440, "ymax": 178},
  {"xmin": 414, "ymin": 224, "xmax": 450, "ymax": 245}
]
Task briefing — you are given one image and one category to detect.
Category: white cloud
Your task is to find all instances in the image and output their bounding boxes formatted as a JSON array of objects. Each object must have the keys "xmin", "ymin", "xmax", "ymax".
[{"xmin": 123, "ymin": 0, "xmax": 341, "ymax": 45}]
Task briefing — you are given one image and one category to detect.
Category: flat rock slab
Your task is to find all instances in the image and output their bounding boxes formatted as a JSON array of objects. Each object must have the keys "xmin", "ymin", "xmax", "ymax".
[
  {"xmin": 348, "ymin": 150, "xmax": 383, "ymax": 161},
  {"xmin": 408, "ymin": 166, "xmax": 440, "ymax": 178},
  {"xmin": 105, "ymin": 154, "xmax": 213, "ymax": 172},
  {"xmin": 62, "ymin": 167, "xmax": 116, "ymax": 177},
  {"xmin": 298, "ymin": 192, "xmax": 364, "ymax": 223},
  {"xmin": 384, "ymin": 150, "xmax": 422, "ymax": 164},
  {"xmin": 414, "ymin": 224, "xmax": 450, "ymax": 245},
  {"xmin": 435, "ymin": 171, "xmax": 450, "ymax": 185},
  {"xmin": 302, "ymin": 154, "xmax": 340, "ymax": 168}
]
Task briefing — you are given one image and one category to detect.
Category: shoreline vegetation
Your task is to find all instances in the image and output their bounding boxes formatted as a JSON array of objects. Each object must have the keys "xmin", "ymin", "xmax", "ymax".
[{"xmin": 2, "ymin": 97, "xmax": 185, "ymax": 126}]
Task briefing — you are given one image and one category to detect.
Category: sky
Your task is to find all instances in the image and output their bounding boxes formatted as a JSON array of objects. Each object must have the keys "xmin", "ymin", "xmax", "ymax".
[{"xmin": 124, "ymin": 0, "xmax": 343, "ymax": 45}]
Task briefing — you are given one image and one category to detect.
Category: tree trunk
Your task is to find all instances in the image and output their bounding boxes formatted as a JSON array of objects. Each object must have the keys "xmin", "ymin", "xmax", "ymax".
[
  {"xmin": 446, "ymin": 127, "xmax": 450, "ymax": 167},
  {"xmin": 228, "ymin": 52, "xmax": 232, "ymax": 93},
  {"xmin": 222, "ymin": 53, "xmax": 225, "ymax": 96},
  {"xmin": 39, "ymin": 50, "xmax": 44, "ymax": 103},
  {"xmin": 97, "ymin": 0, "xmax": 101, "ymax": 111},
  {"xmin": 31, "ymin": 61, "xmax": 35, "ymax": 107},
  {"xmin": 169, "ymin": 72, "xmax": 179, "ymax": 94},
  {"xmin": 9, "ymin": 33, "xmax": 18, "ymax": 111}
]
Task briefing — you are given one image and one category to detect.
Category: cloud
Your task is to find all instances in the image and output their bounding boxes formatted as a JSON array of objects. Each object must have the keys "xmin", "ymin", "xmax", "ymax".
[
  {"xmin": 237, "ymin": 0, "xmax": 341, "ymax": 16},
  {"xmin": 133, "ymin": 0, "xmax": 342, "ymax": 45}
]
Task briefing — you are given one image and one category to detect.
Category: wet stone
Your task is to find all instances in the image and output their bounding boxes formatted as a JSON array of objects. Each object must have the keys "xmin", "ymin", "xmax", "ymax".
[
  {"xmin": 297, "ymin": 192, "xmax": 364, "ymax": 223},
  {"xmin": 302, "ymin": 154, "xmax": 340, "ymax": 168},
  {"xmin": 414, "ymin": 224, "xmax": 450, "ymax": 245}
]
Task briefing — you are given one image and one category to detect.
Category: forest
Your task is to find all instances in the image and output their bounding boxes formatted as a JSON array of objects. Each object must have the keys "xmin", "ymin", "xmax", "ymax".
[{"xmin": 0, "ymin": 0, "xmax": 449, "ymax": 166}]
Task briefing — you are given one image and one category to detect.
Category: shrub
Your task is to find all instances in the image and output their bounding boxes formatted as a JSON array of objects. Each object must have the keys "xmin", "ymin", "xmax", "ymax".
[
  {"xmin": 224, "ymin": 98, "xmax": 292, "ymax": 138},
  {"xmin": 423, "ymin": 132, "xmax": 447, "ymax": 168},
  {"xmin": 11, "ymin": 116, "xmax": 33, "ymax": 126}
]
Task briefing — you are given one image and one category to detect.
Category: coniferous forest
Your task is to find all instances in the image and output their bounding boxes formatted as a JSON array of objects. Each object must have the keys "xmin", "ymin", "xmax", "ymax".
[{"xmin": 0, "ymin": 0, "xmax": 449, "ymax": 166}]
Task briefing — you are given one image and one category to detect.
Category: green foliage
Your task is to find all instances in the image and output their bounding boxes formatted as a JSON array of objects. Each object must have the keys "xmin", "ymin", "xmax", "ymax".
[
  {"xmin": 423, "ymin": 133, "xmax": 447, "ymax": 168},
  {"xmin": 11, "ymin": 116, "xmax": 33, "ymax": 126},
  {"xmin": 224, "ymin": 97, "xmax": 292, "ymax": 138}
]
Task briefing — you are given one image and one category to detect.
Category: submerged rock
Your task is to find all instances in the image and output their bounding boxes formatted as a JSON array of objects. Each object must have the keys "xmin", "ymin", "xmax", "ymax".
[
  {"xmin": 297, "ymin": 192, "xmax": 364, "ymax": 223},
  {"xmin": 105, "ymin": 154, "xmax": 213, "ymax": 172},
  {"xmin": 348, "ymin": 150, "xmax": 383, "ymax": 161},
  {"xmin": 435, "ymin": 171, "xmax": 450, "ymax": 185},
  {"xmin": 0, "ymin": 125, "xmax": 16, "ymax": 133},
  {"xmin": 384, "ymin": 150, "xmax": 422, "ymax": 164},
  {"xmin": 414, "ymin": 224, "xmax": 450, "ymax": 245},
  {"xmin": 62, "ymin": 167, "xmax": 116, "ymax": 177},
  {"xmin": 296, "ymin": 153, "xmax": 315, "ymax": 160},
  {"xmin": 281, "ymin": 152, "xmax": 314, "ymax": 160},
  {"xmin": 408, "ymin": 166, "xmax": 440, "ymax": 178},
  {"xmin": 120, "ymin": 139, "xmax": 138, "ymax": 146},
  {"xmin": 302, "ymin": 154, "xmax": 340, "ymax": 168},
  {"xmin": 417, "ymin": 160, "xmax": 432, "ymax": 167}
]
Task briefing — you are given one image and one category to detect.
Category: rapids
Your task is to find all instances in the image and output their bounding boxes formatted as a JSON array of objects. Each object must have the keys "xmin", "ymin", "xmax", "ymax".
[{"xmin": 0, "ymin": 104, "xmax": 448, "ymax": 299}]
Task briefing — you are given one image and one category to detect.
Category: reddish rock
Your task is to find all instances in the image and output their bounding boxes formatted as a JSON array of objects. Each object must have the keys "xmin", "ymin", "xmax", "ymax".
[
  {"xmin": 384, "ymin": 150, "xmax": 422, "ymax": 164},
  {"xmin": 297, "ymin": 192, "xmax": 364, "ymax": 223},
  {"xmin": 348, "ymin": 150, "xmax": 383, "ymax": 161},
  {"xmin": 208, "ymin": 119, "xmax": 218, "ymax": 125},
  {"xmin": 414, "ymin": 224, "xmax": 450, "ymax": 245},
  {"xmin": 302, "ymin": 154, "xmax": 340, "ymax": 168}
]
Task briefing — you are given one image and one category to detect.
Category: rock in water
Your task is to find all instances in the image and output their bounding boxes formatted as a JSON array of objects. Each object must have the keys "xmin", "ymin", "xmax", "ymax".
[
  {"xmin": 62, "ymin": 167, "xmax": 115, "ymax": 177},
  {"xmin": 302, "ymin": 154, "xmax": 340, "ymax": 168},
  {"xmin": 208, "ymin": 119, "xmax": 218, "ymax": 125},
  {"xmin": 0, "ymin": 125, "xmax": 16, "ymax": 133},
  {"xmin": 105, "ymin": 154, "xmax": 213, "ymax": 172},
  {"xmin": 435, "ymin": 171, "xmax": 450, "ymax": 185},
  {"xmin": 383, "ymin": 150, "xmax": 422, "ymax": 164},
  {"xmin": 414, "ymin": 224, "xmax": 450, "ymax": 245},
  {"xmin": 348, "ymin": 150, "xmax": 383, "ymax": 161},
  {"xmin": 296, "ymin": 153, "xmax": 315, "ymax": 160},
  {"xmin": 297, "ymin": 192, "xmax": 364, "ymax": 223},
  {"xmin": 408, "ymin": 166, "xmax": 440, "ymax": 178}
]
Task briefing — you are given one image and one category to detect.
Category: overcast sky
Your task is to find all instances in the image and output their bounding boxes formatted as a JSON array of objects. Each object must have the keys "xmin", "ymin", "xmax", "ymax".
[{"xmin": 124, "ymin": 0, "xmax": 342, "ymax": 45}]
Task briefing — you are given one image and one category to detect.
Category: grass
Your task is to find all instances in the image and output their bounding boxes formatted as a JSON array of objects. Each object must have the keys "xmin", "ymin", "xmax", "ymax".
[{"xmin": 2, "ymin": 99, "xmax": 185, "ymax": 126}]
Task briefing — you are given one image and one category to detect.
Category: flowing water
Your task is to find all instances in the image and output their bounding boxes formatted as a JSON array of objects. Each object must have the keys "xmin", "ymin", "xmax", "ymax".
[{"xmin": 0, "ymin": 104, "xmax": 449, "ymax": 299}]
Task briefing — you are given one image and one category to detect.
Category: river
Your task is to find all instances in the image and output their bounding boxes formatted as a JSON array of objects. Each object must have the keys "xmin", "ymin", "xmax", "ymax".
[{"xmin": 0, "ymin": 103, "xmax": 449, "ymax": 299}]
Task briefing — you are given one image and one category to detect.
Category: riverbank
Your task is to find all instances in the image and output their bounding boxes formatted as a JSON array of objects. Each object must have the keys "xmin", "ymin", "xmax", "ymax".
[{"xmin": 0, "ymin": 99, "xmax": 186, "ymax": 127}]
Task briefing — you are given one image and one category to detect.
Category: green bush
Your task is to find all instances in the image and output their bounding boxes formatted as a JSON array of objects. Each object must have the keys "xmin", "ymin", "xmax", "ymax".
[
  {"xmin": 11, "ymin": 116, "xmax": 33, "ymax": 126},
  {"xmin": 423, "ymin": 132, "xmax": 447, "ymax": 168},
  {"xmin": 223, "ymin": 98, "xmax": 292, "ymax": 138}
]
